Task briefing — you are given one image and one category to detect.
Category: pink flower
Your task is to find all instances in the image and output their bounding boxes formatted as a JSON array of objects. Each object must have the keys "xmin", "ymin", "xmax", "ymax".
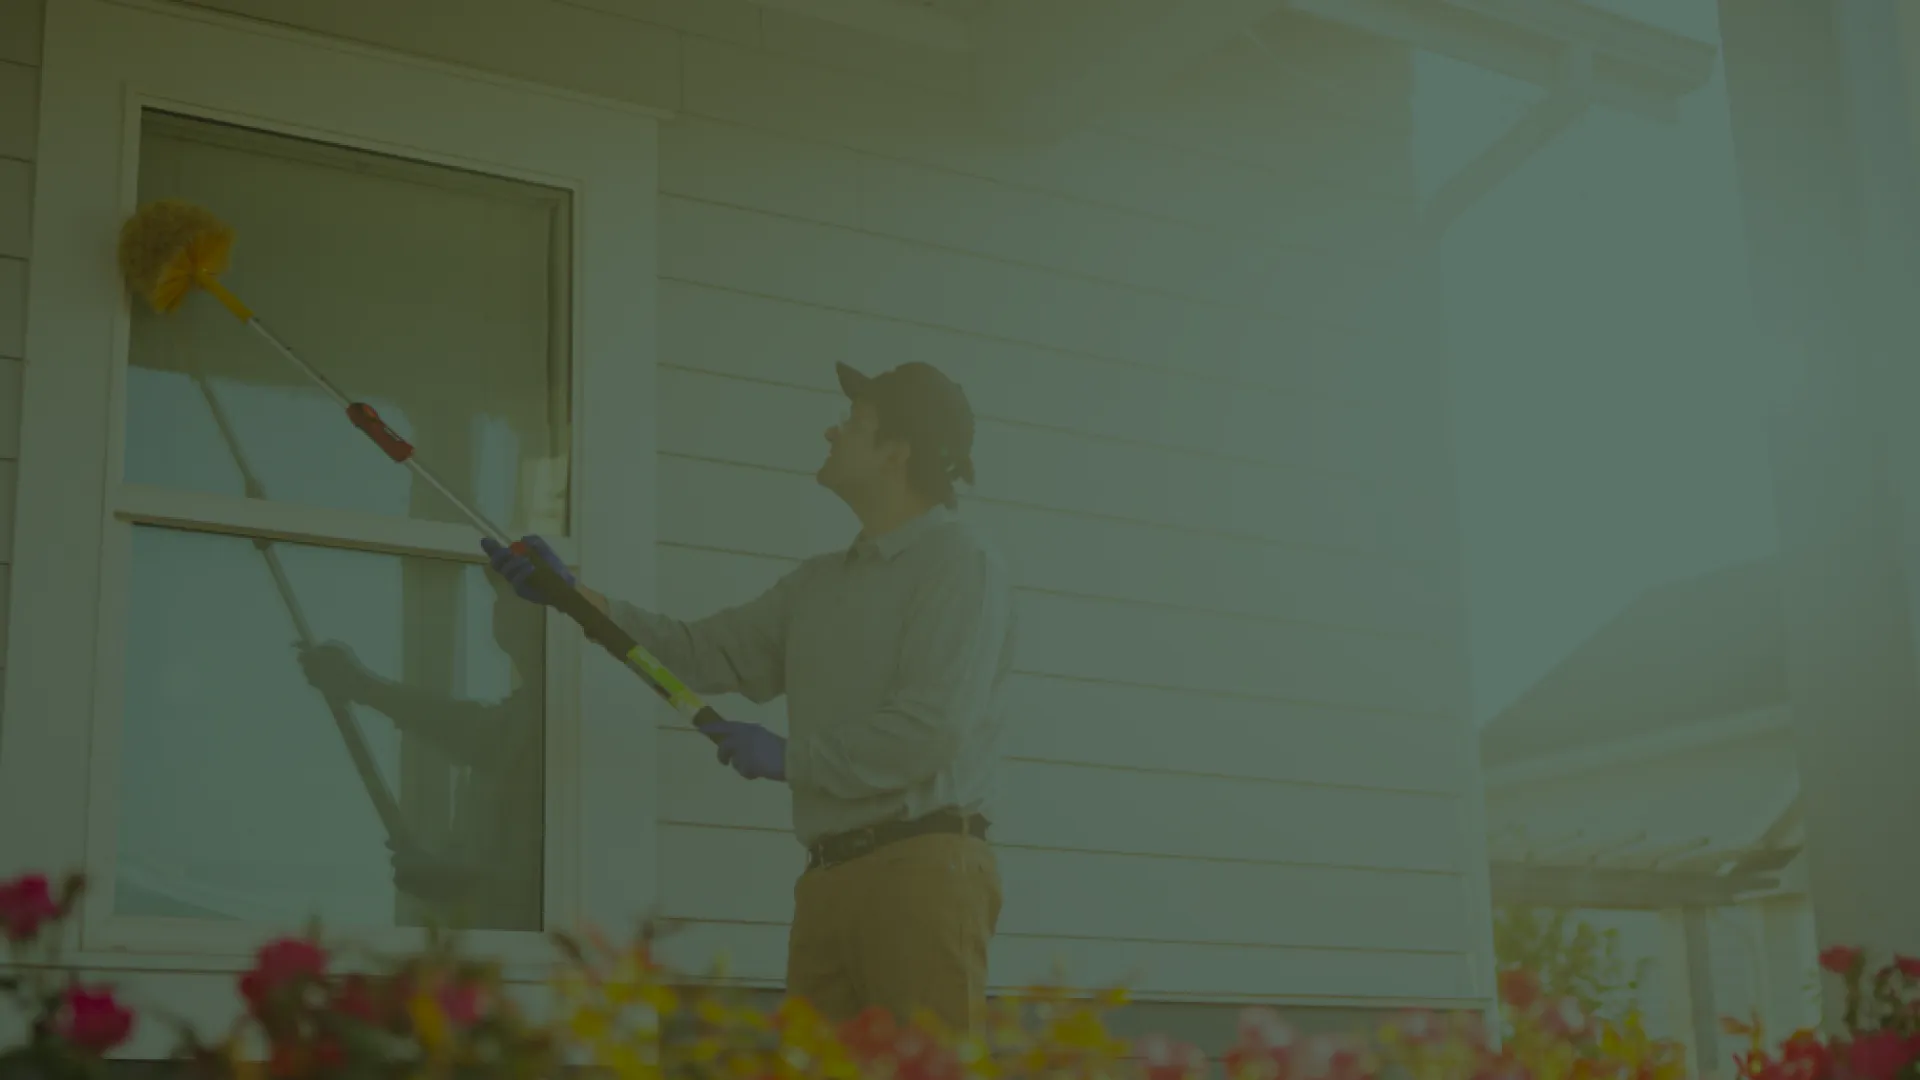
[
  {"xmin": 1844, "ymin": 1031, "xmax": 1919, "ymax": 1080},
  {"xmin": 55, "ymin": 985, "xmax": 135, "ymax": 1053},
  {"xmin": 1498, "ymin": 968, "xmax": 1541, "ymax": 1011},
  {"xmin": 1819, "ymin": 946, "xmax": 1863, "ymax": 977},
  {"xmin": 437, "ymin": 980, "xmax": 488, "ymax": 1028},
  {"xmin": 1226, "ymin": 1008, "xmax": 1299, "ymax": 1080},
  {"xmin": 1137, "ymin": 1035, "xmax": 1209, "ymax": 1080},
  {"xmin": 1539, "ymin": 997, "xmax": 1593, "ymax": 1040},
  {"xmin": 239, "ymin": 937, "xmax": 328, "ymax": 1013},
  {"xmin": 0, "ymin": 873, "xmax": 62, "ymax": 942}
]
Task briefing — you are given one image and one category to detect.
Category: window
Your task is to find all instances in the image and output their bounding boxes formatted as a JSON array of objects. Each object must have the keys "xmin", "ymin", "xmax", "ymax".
[
  {"xmin": 3, "ymin": 0, "xmax": 662, "ymax": 973},
  {"xmin": 112, "ymin": 110, "xmax": 569, "ymax": 937}
]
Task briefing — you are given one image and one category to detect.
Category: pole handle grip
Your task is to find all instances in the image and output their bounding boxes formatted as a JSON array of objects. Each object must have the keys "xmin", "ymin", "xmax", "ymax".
[{"xmin": 513, "ymin": 549, "xmax": 729, "ymax": 746}]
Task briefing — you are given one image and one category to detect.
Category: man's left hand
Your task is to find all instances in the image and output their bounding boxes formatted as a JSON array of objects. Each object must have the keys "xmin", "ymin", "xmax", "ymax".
[{"xmin": 697, "ymin": 719, "xmax": 787, "ymax": 782}]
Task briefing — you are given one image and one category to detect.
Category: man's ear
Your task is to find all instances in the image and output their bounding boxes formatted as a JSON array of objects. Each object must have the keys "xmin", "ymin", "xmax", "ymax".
[{"xmin": 881, "ymin": 437, "xmax": 914, "ymax": 473}]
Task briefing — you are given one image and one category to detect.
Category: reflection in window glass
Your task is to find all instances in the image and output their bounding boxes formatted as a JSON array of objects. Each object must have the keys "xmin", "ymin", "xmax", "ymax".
[
  {"xmin": 115, "ymin": 525, "xmax": 546, "ymax": 932},
  {"xmin": 123, "ymin": 110, "xmax": 572, "ymax": 536}
]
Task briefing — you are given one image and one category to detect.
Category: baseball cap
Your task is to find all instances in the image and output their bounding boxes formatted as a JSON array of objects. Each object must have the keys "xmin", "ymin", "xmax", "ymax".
[{"xmin": 835, "ymin": 361, "xmax": 976, "ymax": 479}]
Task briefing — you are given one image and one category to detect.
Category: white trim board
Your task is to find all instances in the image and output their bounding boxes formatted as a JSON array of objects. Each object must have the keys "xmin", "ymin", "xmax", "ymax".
[{"xmin": 1, "ymin": 0, "xmax": 661, "ymax": 974}]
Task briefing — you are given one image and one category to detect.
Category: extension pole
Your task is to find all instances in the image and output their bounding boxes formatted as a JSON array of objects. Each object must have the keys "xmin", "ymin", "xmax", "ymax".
[{"xmin": 190, "ymin": 371, "xmax": 410, "ymax": 843}]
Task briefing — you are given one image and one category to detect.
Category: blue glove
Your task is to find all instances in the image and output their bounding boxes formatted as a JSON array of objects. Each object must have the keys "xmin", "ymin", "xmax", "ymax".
[
  {"xmin": 698, "ymin": 718, "xmax": 787, "ymax": 782},
  {"xmin": 481, "ymin": 534, "xmax": 573, "ymax": 605}
]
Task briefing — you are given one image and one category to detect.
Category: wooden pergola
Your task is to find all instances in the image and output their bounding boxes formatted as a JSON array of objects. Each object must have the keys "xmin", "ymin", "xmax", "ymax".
[{"xmin": 1479, "ymin": 558, "xmax": 1815, "ymax": 1078}]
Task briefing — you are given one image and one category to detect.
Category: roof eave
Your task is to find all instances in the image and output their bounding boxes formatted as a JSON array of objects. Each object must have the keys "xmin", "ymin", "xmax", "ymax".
[{"xmin": 1285, "ymin": 0, "xmax": 1720, "ymax": 122}]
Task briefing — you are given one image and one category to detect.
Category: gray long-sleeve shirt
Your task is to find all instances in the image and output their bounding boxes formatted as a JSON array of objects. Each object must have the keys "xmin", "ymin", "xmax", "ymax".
[{"xmin": 608, "ymin": 506, "xmax": 1018, "ymax": 846}]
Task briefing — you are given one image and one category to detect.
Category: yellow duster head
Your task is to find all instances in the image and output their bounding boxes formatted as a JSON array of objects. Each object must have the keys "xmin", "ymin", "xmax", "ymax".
[{"xmin": 117, "ymin": 199, "xmax": 241, "ymax": 315}]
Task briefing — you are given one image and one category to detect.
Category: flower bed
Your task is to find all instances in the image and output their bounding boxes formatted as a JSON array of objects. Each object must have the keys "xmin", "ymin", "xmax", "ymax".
[{"xmin": 1, "ymin": 871, "xmax": 1913, "ymax": 1080}]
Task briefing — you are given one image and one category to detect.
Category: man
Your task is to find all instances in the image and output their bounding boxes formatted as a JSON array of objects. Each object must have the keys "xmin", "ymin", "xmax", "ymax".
[
  {"xmin": 293, "ymin": 571, "xmax": 546, "ymax": 932},
  {"xmin": 482, "ymin": 360, "xmax": 1017, "ymax": 1033}
]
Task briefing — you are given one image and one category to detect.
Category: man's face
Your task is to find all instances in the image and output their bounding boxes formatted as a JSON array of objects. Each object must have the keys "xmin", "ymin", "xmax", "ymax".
[{"xmin": 817, "ymin": 398, "xmax": 904, "ymax": 499}]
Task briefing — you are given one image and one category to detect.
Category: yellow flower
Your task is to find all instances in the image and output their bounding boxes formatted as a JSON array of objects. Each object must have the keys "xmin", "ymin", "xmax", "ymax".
[
  {"xmin": 410, "ymin": 991, "xmax": 451, "ymax": 1060},
  {"xmin": 601, "ymin": 1042, "xmax": 660, "ymax": 1080},
  {"xmin": 570, "ymin": 1005, "xmax": 613, "ymax": 1043}
]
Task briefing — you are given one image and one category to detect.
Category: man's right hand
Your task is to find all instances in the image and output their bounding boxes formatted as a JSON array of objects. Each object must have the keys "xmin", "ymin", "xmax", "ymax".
[
  {"xmin": 481, "ymin": 534, "xmax": 574, "ymax": 605},
  {"xmin": 295, "ymin": 640, "xmax": 376, "ymax": 699}
]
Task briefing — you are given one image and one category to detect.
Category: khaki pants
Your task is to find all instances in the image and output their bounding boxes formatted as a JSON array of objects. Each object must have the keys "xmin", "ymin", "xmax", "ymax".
[{"xmin": 785, "ymin": 832, "xmax": 1002, "ymax": 1033}]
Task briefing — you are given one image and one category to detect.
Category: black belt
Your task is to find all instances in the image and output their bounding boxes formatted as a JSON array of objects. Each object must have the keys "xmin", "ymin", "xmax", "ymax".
[{"xmin": 806, "ymin": 810, "xmax": 989, "ymax": 870}]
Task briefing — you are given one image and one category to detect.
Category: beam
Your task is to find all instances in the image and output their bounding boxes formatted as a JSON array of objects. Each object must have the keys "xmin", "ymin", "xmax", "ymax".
[
  {"xmin": 1490, "ymin": 862, "xmax": 1780, "ymax": 909},
  {"xmin": 1285, "ymin": 0, "xmax": 1718, "ymax": 123},
  {"xmin": 973, "ymin": 0, "xmax": 1292, "ymax": 137},
  {"xmin": 1423, "ymin": 44, "xmax": 1590, "ymax": 234}
]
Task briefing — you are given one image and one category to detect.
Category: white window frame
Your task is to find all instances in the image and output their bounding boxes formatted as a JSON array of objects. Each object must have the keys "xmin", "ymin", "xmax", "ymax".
[{"xmin": 0, "ymin": 0, "xmax": 664, "ymax": 996}]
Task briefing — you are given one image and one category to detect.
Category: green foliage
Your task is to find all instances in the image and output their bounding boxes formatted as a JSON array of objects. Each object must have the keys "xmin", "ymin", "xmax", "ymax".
[{"xmin": 1493, "ymin": 906, "xmax": 1652, "ymax": 1020}]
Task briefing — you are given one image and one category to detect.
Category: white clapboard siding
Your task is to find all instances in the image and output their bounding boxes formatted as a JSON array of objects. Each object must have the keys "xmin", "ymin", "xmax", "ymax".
[
  {"xmin": 653, "ymin": 454, "xmax": 1452, "ymax": 640},
  {"xmin": 554, "ymin": 0, "xmax": 763, "ymax": 46},
  {"xmin": 657, "ymin": 728, "xmax": 1464, "ymax": 873},
  {"xmin": 0, "ymin": 1, "xmax": 31, "ymax": 701},
  {"xmin": 659, "ymin": 660, "xmax": 1469, "ymax": 798},
  {"xmin": 758, "ymin": 8, "xmax": 975, "ymax": 97},
  {"xmin": 656, "ymin": 280, "xmax": 1434, "ymax": 484},
  {"xmin": 1093, "ymin": 31, "xmax": 1416, "ymax": 195},
  {"xmin": 651, "ymin": 536, "xmax": 1452, "ymax": 715},
  {"xmin": 648, "ymin": 543, "xmax": 1471, "ymax": 794},
  {"xmin": 659, "ymin": 196, "xmax": 1394, "ymax": 405},
  {"xmin": 676, "ymin": 34, "xmax": 1405, "ymax": 255},
  {"xmin": 0, "ymin": 357, "xmax": 18, "ymax": 455},
  {"xmin": 658, "ymin": 115, "xmax": 1377, "ymax": 319},
  {"xmin": 0, "ymin": 61, "xmax": 35, "ymax": 162},
  {"xmin": 657, "ymin": 825, "xmax": 1472, "ymax": 954},
  {"xmin": 654, "ymin": 366, "xmax": 1447, "ymax": 562},
  {"xmin": 645, "ymin": 14, "xmax": 1477, "ymax": 1007},
  {"xmin": 0, "ymin": 0, "xmax": 40, "ymax": 66},
  {"xmin": 0, "ymin": 257, "xmax": 23, "ymax": 362},
  {"xmin": 649, "ymin": 921, "xmax": 1477, "ymax": 1003},
  {"xmin": 0, "ymin": 159, "xmax": 28, "ymax": 259}
]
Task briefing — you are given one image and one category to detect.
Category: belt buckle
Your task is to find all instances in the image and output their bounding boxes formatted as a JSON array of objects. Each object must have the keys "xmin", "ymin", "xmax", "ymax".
[{"xmin": 847, "ymin": 824, "xmax": 880, "ymax": 856}]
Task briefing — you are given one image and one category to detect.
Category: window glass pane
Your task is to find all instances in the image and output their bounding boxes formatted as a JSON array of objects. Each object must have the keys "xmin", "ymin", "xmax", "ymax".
[
  {"xmin": 124, "ymin": 110, "xmax": 572, "ymax": 536},
  {"xmin": 114, "ymin": 525, "xmax": 546, "ymax": 933}
]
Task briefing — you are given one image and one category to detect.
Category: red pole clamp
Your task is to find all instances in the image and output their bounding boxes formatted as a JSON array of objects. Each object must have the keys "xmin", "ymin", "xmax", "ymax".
[{"xmin": 346, "ymin": 402, "xmax": 414, "ymax": 463}]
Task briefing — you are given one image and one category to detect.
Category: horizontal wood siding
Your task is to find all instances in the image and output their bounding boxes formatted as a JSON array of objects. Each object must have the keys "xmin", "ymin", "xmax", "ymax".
[
  {"xmin": 140, "ymin": 0, "xmax": 1483, "ymax": 1007},
  {"xmin": 648, "ymin": 13, "xmax": 1478, "ymax": 1004},
  {"xmin": 0, "ymin": 0, "xmax": 42, "ymax": 702}
]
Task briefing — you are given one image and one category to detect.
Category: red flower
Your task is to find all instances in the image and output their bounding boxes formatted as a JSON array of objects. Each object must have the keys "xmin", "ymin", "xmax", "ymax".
[
  {"xmin": 0, "ymin": 873, "xmax": 63, "ymax": 942},
  {"xmin": 1819, "ymin": 946, "xmax": 1864, "ymax": 977},
  {"xmin": 1776, "ymin": 1031, "xmax": 1835, "ymax": 1080},
  {"xmin": 311, "ymin": 1037, "xmax": 345, "ymax": 1071},
  {"xmin": 1844, "ymin": 1031, "xmax": 1919, "ymax": 1080},
  {"xmin": 1893, "ymin": 956, "xmax": 1920, "ymax": 980},
  {"xmin": 330, "ymin": 974, "xmax": 380, "ymax": 1023},
  {"xmin": 437, "ymin": 980, "xmax": 488, "ymax": 1028},
  {"xmin": 54, "ymin": 985, "xmax": 135, "ymax": 1053},
  {"xmin": 891, "ymin": 1026, "xmax": 962, "ymax": 1080},
  {"xmin": 837, "ymin": 1006, "xmax": 900, "ymax": 1061},
  {"xmin": 1471, "ymin": 1050, "xmax": 1533, "ymax": 1080},
  {"xmin": 267, "ymin": 1043, "xmax": 306, "ymax": 1078},
  {"xmin": 1497, "ymin": 968, "xmax": 1542, "ymax": 1011},
  {"xmin": 240, "ymin": 937, "xmax": 328, "ymax": 1012}
]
